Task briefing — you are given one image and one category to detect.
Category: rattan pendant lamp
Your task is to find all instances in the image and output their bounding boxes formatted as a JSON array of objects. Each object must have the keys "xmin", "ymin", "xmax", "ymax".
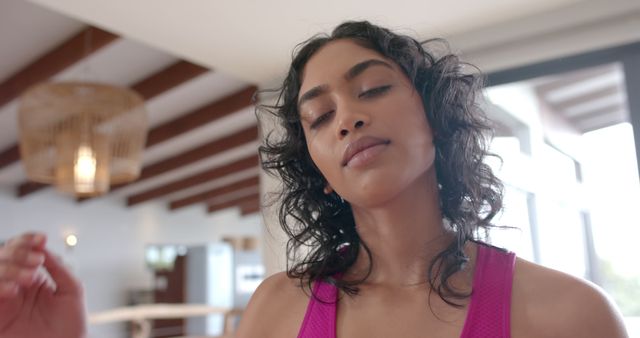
[{"xmin": 18, "ymin": 81, "xmax": 148, "ymax": 197}]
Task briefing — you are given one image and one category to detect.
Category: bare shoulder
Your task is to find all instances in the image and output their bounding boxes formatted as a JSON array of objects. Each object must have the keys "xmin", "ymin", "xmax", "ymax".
[
  {"xmin": 235, "ymin": 271, "xmax": 311, "ymax": 338},
  {"xmin": 511, "ymin": 257, "xmax": 628, "ymax": 338}
]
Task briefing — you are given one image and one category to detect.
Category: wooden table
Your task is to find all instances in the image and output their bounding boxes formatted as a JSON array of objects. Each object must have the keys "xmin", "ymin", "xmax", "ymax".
[{"xmin": 89, "ymin": 304, "xmax": 242, "ymax": 338}]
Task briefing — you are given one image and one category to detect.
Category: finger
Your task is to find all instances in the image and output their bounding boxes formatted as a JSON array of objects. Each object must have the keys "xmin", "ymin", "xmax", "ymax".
[
  {"xmin": 5, "ymin": 233, "xmax": 46, "ymax": 250},
  {"xmin": 0, "ymin": 281, "xmax": 18, "ymax": 298},
  {"xmin": 42, "ymin": 249, "xmax": 81, "ymax": 296},
  {"xmin": 0, "ymin": 247, "xmax": 45, "ymax": 268},
  {"xmin": 0, "ymin": 264, "xmax": 38, "ymax": 286}
]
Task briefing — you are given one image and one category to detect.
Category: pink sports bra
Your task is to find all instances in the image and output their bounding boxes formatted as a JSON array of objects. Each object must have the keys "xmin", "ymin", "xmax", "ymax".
[{"xmin": 297, "ymin": 243, "xmax": 516, "ymax": 338}]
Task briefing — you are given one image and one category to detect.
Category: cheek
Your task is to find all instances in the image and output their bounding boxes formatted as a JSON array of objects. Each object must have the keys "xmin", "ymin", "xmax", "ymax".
[
  {"xmin": 404, "ymin": 123, "xmax": 434, "ymax": 166},
  {"xmin": 306, "ymin": 136, "xmax": 338, "ymax": 181},
  {"xmin": 398, "ymin": 100, "xmax": 435, "ymax": 163},
  {"xmin": 393, "ymin": 88, "xmax": 430, "ymax": 131}
]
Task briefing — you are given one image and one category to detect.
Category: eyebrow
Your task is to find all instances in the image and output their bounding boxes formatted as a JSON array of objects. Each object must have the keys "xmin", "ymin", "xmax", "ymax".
[{"xmin": 297, "ymin": 59, "xmax": 393, "ymax": 109}]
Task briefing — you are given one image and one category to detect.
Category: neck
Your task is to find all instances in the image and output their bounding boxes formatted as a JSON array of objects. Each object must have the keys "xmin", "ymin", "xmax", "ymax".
[{"xmin": 346, "ymin": 168, "xmax": 454, "ymax": 287}]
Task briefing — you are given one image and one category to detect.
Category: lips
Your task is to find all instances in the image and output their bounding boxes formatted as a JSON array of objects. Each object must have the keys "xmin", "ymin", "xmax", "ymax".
[{"xmin": 342, "ymin": 136, "xmax": 390, "ymax": 167}]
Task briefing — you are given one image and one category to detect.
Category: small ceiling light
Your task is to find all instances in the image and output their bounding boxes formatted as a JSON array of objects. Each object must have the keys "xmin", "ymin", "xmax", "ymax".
[{"xmin": 65, "ymin": 234, "xmax": 78, "ymax": 247}]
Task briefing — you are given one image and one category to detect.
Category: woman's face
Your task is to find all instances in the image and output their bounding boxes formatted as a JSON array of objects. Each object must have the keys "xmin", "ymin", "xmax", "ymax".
[{"xmin": 298, "ymin": 39, "xmax": 436, "ymax": 208}]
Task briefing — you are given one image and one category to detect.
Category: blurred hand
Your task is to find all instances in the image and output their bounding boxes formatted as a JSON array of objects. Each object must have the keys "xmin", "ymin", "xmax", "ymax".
[{"xmin": 0, "ymin": 233, "xmax": 86, "ymax": 338}]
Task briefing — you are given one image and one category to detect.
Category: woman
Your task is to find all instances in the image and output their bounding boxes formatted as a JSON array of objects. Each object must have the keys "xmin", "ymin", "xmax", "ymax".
[
  {"xmin": 238, "ymin": 21, "xmax": 627, "ymax": 338},
  {"xmin": 0, "ymin": 21, "xmax": 627, "ymax": 338}
]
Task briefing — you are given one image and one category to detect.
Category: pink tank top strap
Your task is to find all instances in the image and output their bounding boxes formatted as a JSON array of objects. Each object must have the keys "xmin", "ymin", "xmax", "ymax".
[
  {"xmin": 297, "ymin": 278, "xmax": 338, "ymax": 338},
  {"xmin": 460, "ymin": 243, "xmax": 516, "ymax": 338}
]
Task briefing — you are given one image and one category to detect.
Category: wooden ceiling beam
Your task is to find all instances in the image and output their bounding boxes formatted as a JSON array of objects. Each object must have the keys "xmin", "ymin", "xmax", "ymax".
[
  {"xmin": 16, "ymin": 181, "xmax": 45, "ymax": 198},
  {"xmin": 146, "ymin": 85, "xmax": 256, "ymax": 147},
  {"xmin": 207, "ymin": 192, "xmax": 260, "ymax": 214},
  {"xmin": 535, "ymin": 65, "xmax": 615, "ymax": 97},
  {"xmin": 126, "ymin": 154, "xmax": 258, "ymax": 206},
  {"xmin": 132, "ymin": 60, "xmax": 209, "ymax": 100},
  {"xmin": 98, "ymin": 125, "xmax": 258, "ymax": 199},
  {"xmin": 574, "ymin": 108, "xmax": 628, "ymax": 133},
  {"xmin": 566, "ymin": 103, "xmax": 626, "ymax": 123},
  {"xmin": 0, "ymin": 26, "xmax": 119, "ymax": 108},
  {"xmin": 0, "ymin": 146, "xmax": 20, "ymax": 171},
  {"xmin": 137, "ymin": 126, "xmax": 258, "ymax": 182},
  {"xmin": 239, "ymin": 199, "xmax": 261, "ymax": 216},
  {"xmin": 170, "ymin": 175, "xmax": 259, "ymax": 211},
  {"xmin": 553, "ymin": 85, "xmax": 620, "ymax": 112}
]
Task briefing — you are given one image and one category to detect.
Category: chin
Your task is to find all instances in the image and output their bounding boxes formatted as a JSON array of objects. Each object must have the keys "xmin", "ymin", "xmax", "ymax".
[
  {"xmin": 347, "ymin": 182, "xmax": 407, "ymax": 208},
  {"xmin": 345, "ymin": 164, "xmax": 435, "ymax": 209}
]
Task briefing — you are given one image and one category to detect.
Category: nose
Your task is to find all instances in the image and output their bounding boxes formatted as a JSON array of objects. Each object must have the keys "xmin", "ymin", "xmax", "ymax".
[
  {"xmin": 339, "ymin": 120, "xmax": 364, "ymax": 137},
  {"xmin": 336, "ymin": 105, "xmax": 369, "ymax": 138}
]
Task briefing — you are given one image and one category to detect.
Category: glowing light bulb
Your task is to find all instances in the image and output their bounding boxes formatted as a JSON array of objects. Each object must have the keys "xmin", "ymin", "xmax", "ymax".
[
  {"xmin": 74, "ymin": 144, "xmax": 96, "ymax": 193},
  {"xmin": 65, "ymin": 234, "xmax": 78, "ymax": 247}
]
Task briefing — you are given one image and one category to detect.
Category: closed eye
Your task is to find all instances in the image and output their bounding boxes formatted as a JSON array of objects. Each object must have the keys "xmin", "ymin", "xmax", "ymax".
[
  {"xmin": 359, "ymin": 85, "xmax": 392, "ymax": 98},
  {"xmin": 310, "ymin": 110, "xmax": 334, "ymax": 129}
]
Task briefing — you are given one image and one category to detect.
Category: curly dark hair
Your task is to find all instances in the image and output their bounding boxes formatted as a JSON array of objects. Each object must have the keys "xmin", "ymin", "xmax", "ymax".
[{"xmin": 257, "ymin": 20, "xmax": 504, "ymax": 306}]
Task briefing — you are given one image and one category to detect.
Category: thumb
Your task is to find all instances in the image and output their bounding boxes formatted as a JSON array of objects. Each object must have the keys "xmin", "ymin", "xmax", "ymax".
[{"xmin": 42, "ymin": 249, "xmax": 81, "ymax": 296}]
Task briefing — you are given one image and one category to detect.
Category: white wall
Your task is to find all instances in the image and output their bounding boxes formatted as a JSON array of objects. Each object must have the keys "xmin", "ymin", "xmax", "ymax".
[
  {"xmin": 0, "ymin": 188, "xmax": 262, "ymax": 338},
  {"xmin": 256, "ymin": 96, "xmax": 290, "ymax": 278},
  {"xmin": 259, "ymin": 171, "xmax": 286, "ymax": 277}
]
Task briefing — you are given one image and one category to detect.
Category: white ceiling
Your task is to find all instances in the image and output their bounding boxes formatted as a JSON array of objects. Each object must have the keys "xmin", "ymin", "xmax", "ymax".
[{"xmin": 25, "ymin": 0, "xmax": 587, "ymax": 86}]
